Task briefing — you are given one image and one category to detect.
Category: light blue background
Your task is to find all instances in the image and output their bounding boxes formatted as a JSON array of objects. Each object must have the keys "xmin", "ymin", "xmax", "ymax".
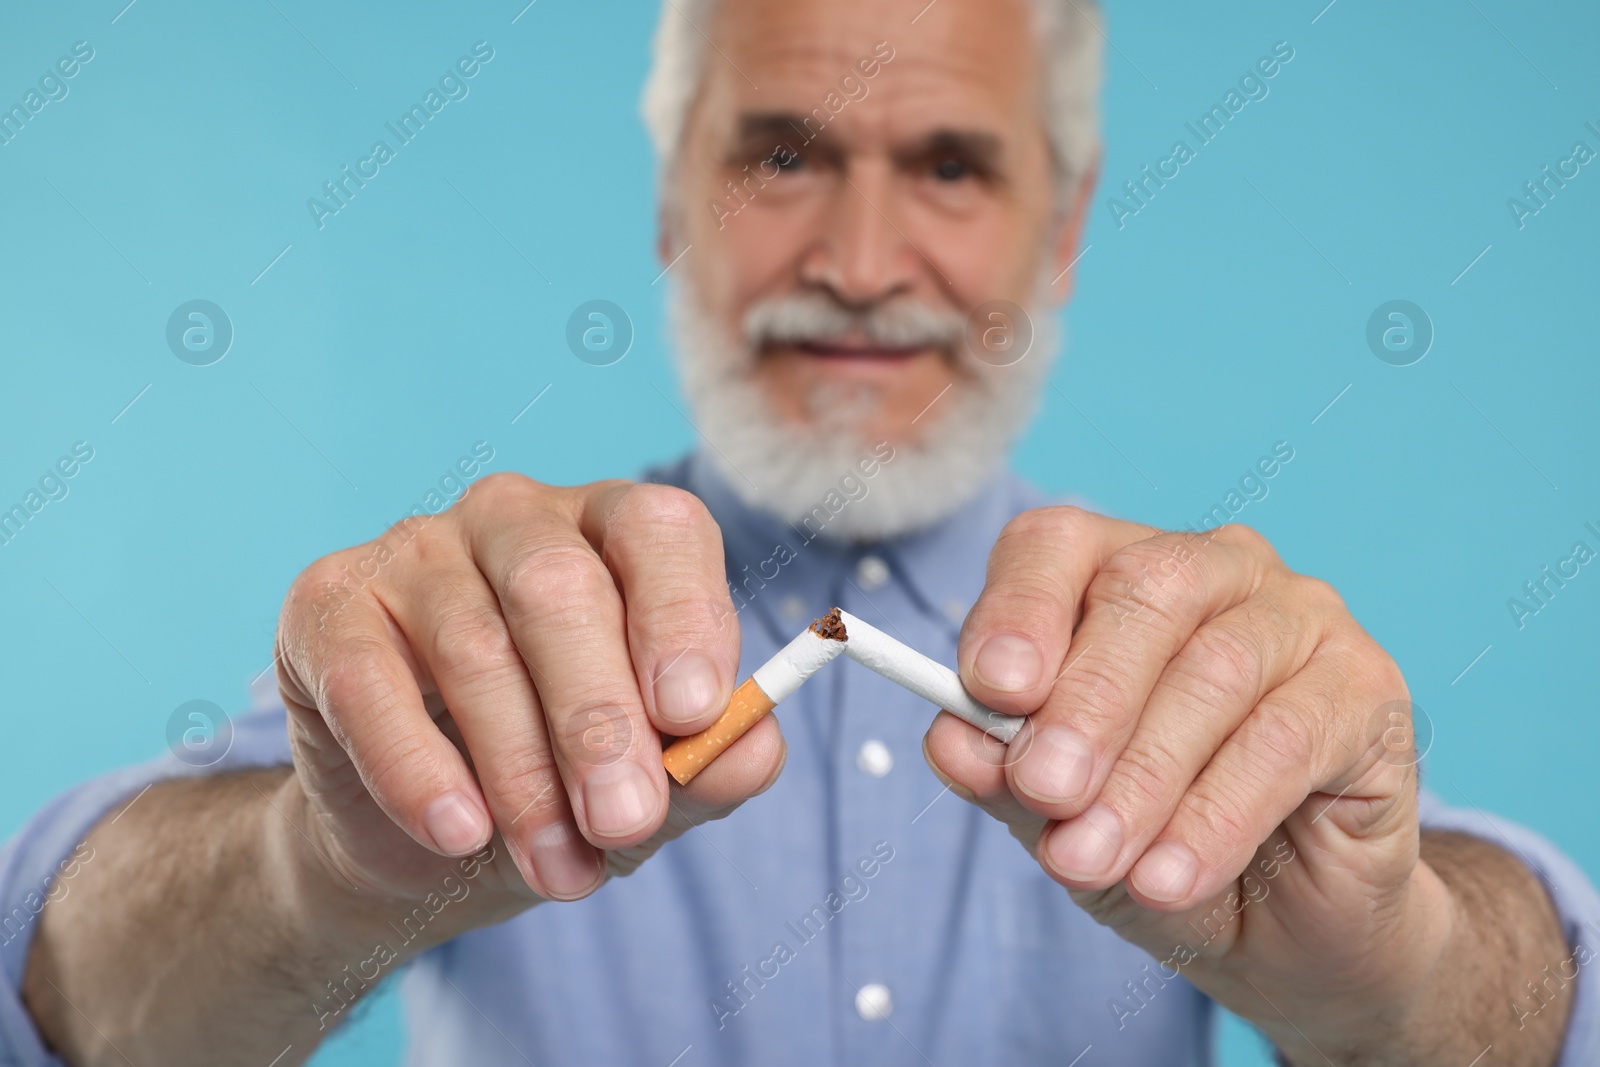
[{"xmin": 2, "ymin": 0, "xmax": 1596, "ymax": 1063}]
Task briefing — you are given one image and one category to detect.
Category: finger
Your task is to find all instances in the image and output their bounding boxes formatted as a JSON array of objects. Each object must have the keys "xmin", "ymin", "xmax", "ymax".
[
  {"xmin": 1007, "ymin": 526, "xmax": 1271, "ymax": 819},
  {"xmin": 376, "ymin": 552, "xmax": 604, "ymax": 901},
  {"xmin": 1060, "ymin": 826, "xmax": 1301, "ymax": 968},
  {"xmin": 604, "ymin": 715, "xmax": 788, "ymax": 880},
  {"xmin": 957, "ymin": 507, "xmax": 1154, "ymax": 714},
  {"xmin": 466, "ymin": 477, "xmax": 667, "ymax": 850},
  {"xmin": 1036, "ymin": 595, "xmax": 1323, "ymax": 888},
  {"xmin": 922, "ymin": 712, "xmax": 1049, "ymax": 854},
  {"xmin": 674, "ymin": 712, "xmax": 788, "ymax": 815},
  {"xmin": 277, "ymin": 563, "xmax": 492, "ymax": 858},
  {"xmin": 581, "ymin": 482, "xmax": 740, "ymax": 734},
  {"xmin": 1117, "ymin": 638, "xmax": 1409, "ymax": 912}
]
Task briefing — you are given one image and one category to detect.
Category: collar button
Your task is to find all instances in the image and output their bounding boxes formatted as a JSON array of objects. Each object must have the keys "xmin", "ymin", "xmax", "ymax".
[
  {"xmin": 855, "ymin": 739, "xmax": 893, "ymax": 778},
  {"xmin": 854, "ymin": 554, "xmax": 890, "ymax": 591},
  {"xmin": 855, "ymin": 983, "xmax": 893, "ymax": 1021}
]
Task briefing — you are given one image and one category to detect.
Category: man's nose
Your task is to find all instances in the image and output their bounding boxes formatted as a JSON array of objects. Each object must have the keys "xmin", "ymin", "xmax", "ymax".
[{"xmin": 798, "ymin": 161, "xmax": 926, "ymax": 307}]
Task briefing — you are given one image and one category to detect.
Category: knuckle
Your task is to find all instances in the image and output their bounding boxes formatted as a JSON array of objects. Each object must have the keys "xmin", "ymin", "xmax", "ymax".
[
  {"xmin": 1000, "ymin": 504, "xmax": 1088, "ymax": 545},
  {"xmin": 1298, "ymin": 575, "xmax": 1347, "ymax": 613},
  {"xmin": 631, "ymin": 588, "xmax": 730, "ymax": 645},
  {"xmin": 473, "ymin": 471, "xmax": 542, "ymax": 508},
  {"xmin": 1215, "ymin": 522, "xmax": 1273, "ymax": 558},
  {"xmin": 428, "ymin": 609, "xmax": 520, "ymax": 681},
  {"xmin": 318, "ymin": 640, "xmax": 400, "ymax": 717},
  {"xmin": 610, "ymin": 482, "xmax": 714, "ymax": 542},
  {"xmin": 1372, "ymin": 655, "xmax": 1409, "ymax": 705},
  {"xmin": 1180, "ymin": 779, "xmax": 1255, "ymax": 849},
  {"xmin": 1090, "ymin": 542, "xmax": 1201, "ymax": 628},
  {"xmin": 360, "ymin": 726, "xmax": 445, "ymax": 799},
  {"xmin": 285, "ymin": 553, "xmax": 366, "ymax": 628},
  {"xmin": 974, "ymin": 507, "xmax": 1094, "ymax": 633},
  {"xmin": 1169, "ymin": 623, "xmax": 1263, "ymax": 708},
  {"xmin": 371, "ymin": 521, "xmax": 430, "ymax": 577},
  {"xmin": 1109, "ymin": 738, "xmax": 1182, "ymax": 813},
  {"xmin": 1320, "ymin": 632, "xmax": 1404, "ymax": 706},
  {"xmin": 1245, "ymin": 700, "xmax": 1316, "ymax": 776},
  {"xmin": 1345, "ymin": 636, "xmax": 1408, "ymax": 706},
  {"xmin": 991, "ymin": 507, "xmax": 1094, "ymax": 573},
  {"xmin": 285, "ymin": 555, "xmax": 339, "ymax": 607},
  {"xmin": 497, "ymin": 542, "xmax": 610, "ymax": 623},
  {"xmin": 971, "ymin": 584, "xmax": 1066, "ymax": 642},
  {"xmin": 389, "ymin": 521, "xmax": 458, "ymax": 570},
  {"xmin": 1055, "ymin": 655, "xmax": 1137, "ymax": 729}
]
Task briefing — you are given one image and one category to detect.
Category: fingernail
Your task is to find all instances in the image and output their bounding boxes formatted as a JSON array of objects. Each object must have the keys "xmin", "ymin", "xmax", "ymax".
[
  {"xmin": 974, "ymin": 634, "xmax": 1043, "ymax": 693},
  {"xmin": 1045, "ymin": 804, "xmax": 1123, "ymax": 881},
  {"xmin": 655, "ymin": 650, "xmax": 722, "ymax": 725},
  {"xmin": 1012, "ymin": 725, "xmax": 1093, "ymax": 803},
  {"xmin": 583, "ymin": 761, "xmax": 658, "ymax": 838},
  {"xmin": 1131, "ymin": 841, "xmax": 1198, "ymax": 903},
  {"xmin": 527, "ymin": 821, "xmax": 605, "ymax": 900},
  {"xmin": 422, "ymin": 792, "xmax": 488, "ymax": 855}
]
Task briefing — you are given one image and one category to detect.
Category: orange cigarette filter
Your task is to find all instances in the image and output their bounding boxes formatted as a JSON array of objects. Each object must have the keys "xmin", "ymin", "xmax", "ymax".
[
  {"xmin": 661, "ymin": 610, "xmax": 848, "ymax": 786},
  {"xmin": 661, "ymin": 677, "xmax": 776, "ymax": 786}
]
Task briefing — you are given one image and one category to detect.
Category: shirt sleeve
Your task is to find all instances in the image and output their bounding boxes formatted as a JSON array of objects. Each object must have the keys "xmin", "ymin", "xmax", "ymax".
[
  {"xmin": 0, "ymin": 685, "xmax": 293, "ymax": 1066},
  {"xmin": 1418, "ymin": 786, "xmax": 1600, "ymax": 1064}
]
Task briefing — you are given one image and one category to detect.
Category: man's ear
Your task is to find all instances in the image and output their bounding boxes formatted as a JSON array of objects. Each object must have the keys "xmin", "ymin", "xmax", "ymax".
[
  {"xmin": 657, "ymin": 201, "xmax": 674, "ymax": 267},
  {"xmin": 1047, "ymin": 148, "xmax": 1100, "ymax": 306}
]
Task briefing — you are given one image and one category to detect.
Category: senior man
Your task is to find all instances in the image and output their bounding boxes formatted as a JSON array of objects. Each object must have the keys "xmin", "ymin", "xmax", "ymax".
[{"xmin": 6, "ymin": 0, "xmax": 1598, "ymax": 1064}]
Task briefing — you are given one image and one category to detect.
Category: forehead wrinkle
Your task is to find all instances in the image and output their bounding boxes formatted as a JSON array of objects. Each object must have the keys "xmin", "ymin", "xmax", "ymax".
[
  {"xmin": 712, "ymin": 58, "xmax": 1032, "ymax": 157},
  {"xmin": 737, "ymin": 38, "xmax": 1009, "ymax": 88},
  {"xmin": 709, "ymin": 0, "xmax": 1038, "ymax": 112},
  {"xmin": 729, "ymin": 45, "xmax": 1027, "ymax": 116}
]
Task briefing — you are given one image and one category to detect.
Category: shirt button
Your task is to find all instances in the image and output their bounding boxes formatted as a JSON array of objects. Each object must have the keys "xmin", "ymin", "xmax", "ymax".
[
  {"xmin": 943, "ymin": 597, "xmax": 965, "ymax": 624},
  {"xmin": 855, "ymin": 983, "xmax": 893, "ymax": 1021},
  {"xmin": 855, "ymin": 739, "xmax": 893, "ymax": 778},
  {"xmin": 855, "ymin": 554, "xmax": 890, "ymax": 590},
  {"xmin": 780, "ymin": 594, "xmax": 807, "ymax": 623}
]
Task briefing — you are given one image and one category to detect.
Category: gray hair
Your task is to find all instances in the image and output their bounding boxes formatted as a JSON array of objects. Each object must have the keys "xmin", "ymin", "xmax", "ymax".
[{"xmin": 640, "ymin": 0, "xmax": 1104, "ymax": 216}]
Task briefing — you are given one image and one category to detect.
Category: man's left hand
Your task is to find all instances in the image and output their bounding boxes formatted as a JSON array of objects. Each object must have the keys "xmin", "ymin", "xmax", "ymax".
[{"xmin": 924, "ymin": 505, "xmax": 1563, "ymax": 1063}]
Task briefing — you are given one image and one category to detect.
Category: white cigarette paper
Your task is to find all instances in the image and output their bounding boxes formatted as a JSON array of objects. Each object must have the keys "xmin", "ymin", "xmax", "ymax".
[
  {"xmin": 662, "ymin": 607, "xmax": 1024, "ymax": 785},
  {"xmin": 662, "ymin": 621, "xmax": 848, "ymax": 784},
  {"xmin": 835, "ymin": 609, "xmax": 1025, "ymax": 743},
  {"xmin": 752, "ymin": 627, "xmax": 847, "ymax": 702}
]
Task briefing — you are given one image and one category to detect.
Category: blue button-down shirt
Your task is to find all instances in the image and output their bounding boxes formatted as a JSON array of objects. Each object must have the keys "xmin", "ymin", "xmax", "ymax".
[{"xmin": 4, "ymin": 451, "xmax": 1598, "ymax": 1065}]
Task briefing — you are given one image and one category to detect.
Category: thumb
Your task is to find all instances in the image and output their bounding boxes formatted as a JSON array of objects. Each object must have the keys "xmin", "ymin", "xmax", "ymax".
[
  {"xmin": 923, "ymin": 711, "xmax": 1049, "ymax": 855},
  {"xmin": 607, "ymin": 715, "xmax": 788, "ymax": 878}
]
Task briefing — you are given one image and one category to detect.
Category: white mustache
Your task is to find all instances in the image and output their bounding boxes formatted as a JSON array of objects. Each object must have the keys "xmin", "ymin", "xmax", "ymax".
[{"xmin": 742, "ymin": 292, "xmax": 966, "ymax": 351}]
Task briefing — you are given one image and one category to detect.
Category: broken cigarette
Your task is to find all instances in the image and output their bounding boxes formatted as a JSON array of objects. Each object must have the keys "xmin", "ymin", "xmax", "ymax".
[
  {"xmin": 834, "ymin": 608, "xmax": 1025, "ymax": 744},
  {"xmin": 661, "ymin": 613, "xmax": 847, "ymax": 785},
  {"xmin": 661, "ymin": 607, "xmax": 1024, "ymax": 785}
]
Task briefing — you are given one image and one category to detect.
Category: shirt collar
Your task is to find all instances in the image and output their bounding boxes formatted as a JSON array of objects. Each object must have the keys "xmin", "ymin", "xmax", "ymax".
[{"xmin": 651, "ymin": 448, "xmax": 1045, "ymax": 639}]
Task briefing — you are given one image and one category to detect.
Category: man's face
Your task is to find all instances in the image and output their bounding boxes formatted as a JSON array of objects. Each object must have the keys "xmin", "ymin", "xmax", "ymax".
[{"xmin": 670, "ymin": 0, "xmax": 1081, "ymax": 447}]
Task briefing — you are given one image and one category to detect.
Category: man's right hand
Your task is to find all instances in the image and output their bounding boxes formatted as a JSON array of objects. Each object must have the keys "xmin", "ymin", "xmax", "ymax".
[
  {"xmin": 23, "ymin": 475, "xmax": 784, "ymax": 1067},
  {"xmin": 273, "ymin": 473, "xmax": 781, "ymax": 909}
]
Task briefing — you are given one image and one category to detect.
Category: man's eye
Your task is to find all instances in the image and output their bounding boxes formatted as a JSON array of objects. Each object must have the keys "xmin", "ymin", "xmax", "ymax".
[
  {"xmin": 774, "ymin": 151, "xmax": 806, "ymax": 172},
  {"xmin": 931, "ymin": 157, "xmax": 970, "ymax": 182}
]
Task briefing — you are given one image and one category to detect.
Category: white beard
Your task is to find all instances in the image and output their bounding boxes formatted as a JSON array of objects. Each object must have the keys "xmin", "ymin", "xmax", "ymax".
[{"xmin": 668, "ymin": 283, "xmax": 1060, "ymax": 543}]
